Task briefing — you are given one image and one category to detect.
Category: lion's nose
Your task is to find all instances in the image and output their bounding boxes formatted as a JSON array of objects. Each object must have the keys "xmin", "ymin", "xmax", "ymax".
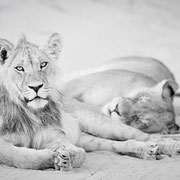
[{"xmin": 28, "ymin": 84, "xmax": 43, "ymax": 93}]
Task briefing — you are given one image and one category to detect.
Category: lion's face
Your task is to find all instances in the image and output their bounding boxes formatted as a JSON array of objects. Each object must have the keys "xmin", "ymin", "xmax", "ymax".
[
  {"xmin": 114, "ymin": 82, "xmax": 178, "ymax": 133},
  {"xmin": 0, "ymin": 33, "xmax": 62, "ymax": 109}
]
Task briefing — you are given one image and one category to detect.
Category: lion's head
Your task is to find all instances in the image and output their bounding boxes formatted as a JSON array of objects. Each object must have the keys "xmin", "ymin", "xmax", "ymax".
[
  {"xmin": 0, "ymin": 33, "xmax": 62, "ymax": 110},
  {"xmin": 112, "ymin": 80, "xmax": 179, "ymax": 134},
  {"xmin": 0, "ymin": 33, "xmax": 64, "ymax": 139}
]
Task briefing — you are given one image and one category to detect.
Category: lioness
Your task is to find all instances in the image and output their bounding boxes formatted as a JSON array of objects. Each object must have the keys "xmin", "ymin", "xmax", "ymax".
[
  {"xmin": 60, "ymin": 57, "xmax": 179, "ymax": 134},
  {"xmin": 0, "ymin": 34, "xmax": 180, "ymax": 171}
]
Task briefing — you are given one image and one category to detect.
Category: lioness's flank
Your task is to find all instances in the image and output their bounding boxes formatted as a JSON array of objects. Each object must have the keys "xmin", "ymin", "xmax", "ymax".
[
  {"xmin": 60, "ymin": 57, "xmax": 179, "ymax": 134},
  {"xmin": 0, "ymin": 34, "xmax": 180, "ymax": 170}
]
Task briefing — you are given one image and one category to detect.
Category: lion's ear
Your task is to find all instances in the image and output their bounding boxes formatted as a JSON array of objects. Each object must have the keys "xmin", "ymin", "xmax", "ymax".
[
  {"xmin": 45, "ymin": 33, "xmax": 63, "ymax": 60},
  {"xmin": 151, "ymin": 79, "xmax": 179, "ymax": 99},
  {"xmin": 0, "ymin": 38, "xmax": 13, "ymax": 64}
]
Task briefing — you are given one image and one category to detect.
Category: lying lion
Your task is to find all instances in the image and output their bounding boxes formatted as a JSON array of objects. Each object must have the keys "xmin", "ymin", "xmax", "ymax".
[
  {"xmin": 0, "ymin": 34, "xmax": 180, "ymax": 171},
  {"xmin": 60, "ymin": 57, "xmax": 179, "ymax": 134}
]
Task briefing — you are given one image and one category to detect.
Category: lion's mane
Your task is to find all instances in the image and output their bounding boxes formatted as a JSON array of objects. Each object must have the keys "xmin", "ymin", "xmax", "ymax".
[{"xmin": 0, "ymin": 75, "xmax": 63, "ymax": 138}]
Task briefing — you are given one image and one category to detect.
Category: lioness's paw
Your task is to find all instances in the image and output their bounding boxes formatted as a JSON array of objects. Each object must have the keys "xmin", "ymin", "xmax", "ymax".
[
  {"xmin": 139, "ymin": 142, "xmax": 159, "ymax": 160},
  {"xmin": 158, "ymin": 139, "xmax": 180, "ymax": 157},
  {"xmin": 102, "ymin": 97, "xmax": 121, "ymax": 116}
]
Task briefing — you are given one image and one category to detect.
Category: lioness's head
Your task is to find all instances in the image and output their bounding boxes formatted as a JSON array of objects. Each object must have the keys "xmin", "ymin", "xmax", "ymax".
[
  {"xmin": 113, "ymin": 80, "xmax": 179, "ymax": 134},
  {"xmin": 0, "ymin": 33, "xmax": 62, "ymax": 109}
]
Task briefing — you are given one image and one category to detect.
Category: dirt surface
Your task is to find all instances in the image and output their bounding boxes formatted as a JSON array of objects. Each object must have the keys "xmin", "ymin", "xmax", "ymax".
[
  {"xmin": 1, "ymin": 149, "xmax": 180, "ymax": 180},
  {"xmin": 0, "ymin": 0, "xmax": 180, "ymax": 179}
]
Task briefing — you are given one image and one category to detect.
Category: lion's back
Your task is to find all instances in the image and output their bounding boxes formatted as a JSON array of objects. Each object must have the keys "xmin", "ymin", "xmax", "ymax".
[{"xmin": 105, "ymin": 56, "xmax": 175, "ymax": 83}]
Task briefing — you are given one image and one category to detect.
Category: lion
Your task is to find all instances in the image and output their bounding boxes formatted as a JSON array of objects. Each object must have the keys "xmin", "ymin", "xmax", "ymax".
[
  {"xmin": 0, "ymin": 34, "xmax": 180, "ymax": 171},
  {"xmin": 60, "ymin": 57, "xmax": 179, "ymax": 134}
]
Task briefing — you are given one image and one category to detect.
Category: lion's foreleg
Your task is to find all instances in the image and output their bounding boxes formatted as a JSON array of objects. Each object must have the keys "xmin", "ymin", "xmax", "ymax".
[
  {"xmin": 148, "ymin": 134, "xmax": 180, "ymax": 157},
  {"xmin": 78, "ymin": 108, "xmax": 150, "ymax": 142},
  {"xmin": 77, "ymin": 133, "xmax": 159, "ymax": 159},
  {"xmin": 0, "ymin": 139, "xmax": 56, "ymax": 169}
]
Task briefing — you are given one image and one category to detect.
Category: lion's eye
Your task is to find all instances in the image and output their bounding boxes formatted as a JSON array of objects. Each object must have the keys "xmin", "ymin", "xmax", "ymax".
[
  {"xmin": 40, "ymin": 62, "xmax": 48, "ymax": 69},
  {"xmin": 15, "ymin": 66, "xmax": 24, "ymax": 72}
]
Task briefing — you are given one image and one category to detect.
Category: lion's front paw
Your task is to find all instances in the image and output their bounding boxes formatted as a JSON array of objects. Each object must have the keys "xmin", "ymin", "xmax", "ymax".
[
  {"xmin": 102, "ymin": 97, "xmax": 121, "ymax": 116},
  {"xmin": 138, "ymin": 142, "xmax": 160, "ymax": 160},
  {"xmin": 54, "ymin": 148, "xmax": 72, "ymax": 171},
  {"xmin": 54, "ymin": 145, "xmax": 86, "ymax": 171},
  {"xmin": 68, "ymin": 147, "xmax": 86, "ymax": 168},
  {"xmin": 158, "ymin": 139, "xmax": 180, "ymax": 157}
]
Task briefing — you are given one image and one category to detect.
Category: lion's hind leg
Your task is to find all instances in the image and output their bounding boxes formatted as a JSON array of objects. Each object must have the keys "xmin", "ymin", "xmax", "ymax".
[{"xmin": 78, "ymin": 133, "xmax": 159, "ymax": 160}]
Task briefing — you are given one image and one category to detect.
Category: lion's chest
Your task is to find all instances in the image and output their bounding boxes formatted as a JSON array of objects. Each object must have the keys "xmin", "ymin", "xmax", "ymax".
[{"xmin": 61, "ymin": 111, "xmax": 81, "ymax": 145}]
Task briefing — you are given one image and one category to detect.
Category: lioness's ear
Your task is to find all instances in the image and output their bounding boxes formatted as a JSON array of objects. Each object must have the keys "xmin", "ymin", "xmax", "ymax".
[
  {"xmin": 45, "ymin": 33, "xmax": 62, "ymax": 60},
  {"xmin": 0, "ymin": 38, "xmax": 13, "ymax": 64},
  {"xmin": 152, "ymin": 79, "xmax": 179, "ymax": 99}
]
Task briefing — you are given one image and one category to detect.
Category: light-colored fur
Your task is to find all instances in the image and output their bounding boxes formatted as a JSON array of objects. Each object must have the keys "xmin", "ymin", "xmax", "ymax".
[
  {"xmin": 0, "ymin": 34, "xmax": 180, "ymax": 170},
  {"xmin": 60, "ymin": 57, "xmax": 179, "ymax": 134}
]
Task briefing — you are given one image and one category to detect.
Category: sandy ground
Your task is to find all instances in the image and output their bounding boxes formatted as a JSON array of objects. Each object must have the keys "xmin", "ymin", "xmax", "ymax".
[{"xmin": 0, "ymin": 0, "xmax": 180, "ymax": 179}]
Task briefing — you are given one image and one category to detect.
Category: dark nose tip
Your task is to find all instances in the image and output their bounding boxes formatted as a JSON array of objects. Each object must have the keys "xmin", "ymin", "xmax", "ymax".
[{"xmin": 28, "ymin": 84, "xmax": 43, "ymax": 93}]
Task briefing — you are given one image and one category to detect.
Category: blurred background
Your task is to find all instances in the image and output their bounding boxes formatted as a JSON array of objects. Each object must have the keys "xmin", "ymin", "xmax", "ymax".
[{"xmin": 0, "ymin": 0, "xmax": 180, "ymax": 83}]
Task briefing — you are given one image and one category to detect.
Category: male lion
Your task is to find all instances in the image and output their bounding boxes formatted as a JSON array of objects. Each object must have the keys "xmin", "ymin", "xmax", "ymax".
[
  {"xmin": 0, "ymin": 34, "xmax": 180, "ymax": 171},
  {"xmin": 60, "ymin": 57, "xmax": 179, "ymax": 134}
]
